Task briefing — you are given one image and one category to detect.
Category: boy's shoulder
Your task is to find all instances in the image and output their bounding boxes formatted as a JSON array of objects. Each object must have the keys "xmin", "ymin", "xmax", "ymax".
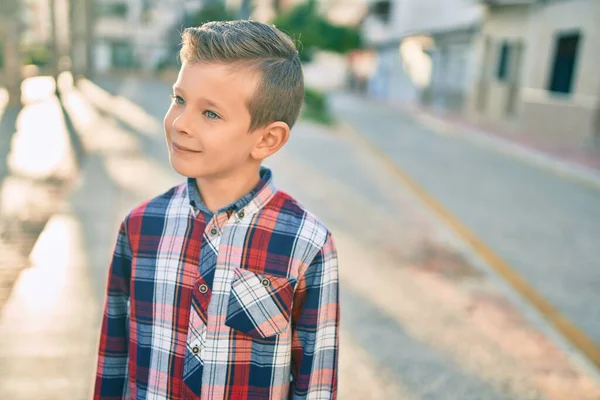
[
  {"xmin": 125, "ymin": 182, "xmax": 187, "ymax": 221},
  {"xmin": 122, "ymin": 183, "xmax": 331, "ymax": 248},
  {"xmin": 267, "ymin": 189, "xmax": 332, "ymax": 245}
]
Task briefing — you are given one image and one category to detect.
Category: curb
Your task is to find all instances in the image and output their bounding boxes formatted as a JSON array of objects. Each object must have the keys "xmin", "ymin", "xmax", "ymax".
[{"xmin": 411, "ymin": 110, "xmax": 600, "ymax": 191}]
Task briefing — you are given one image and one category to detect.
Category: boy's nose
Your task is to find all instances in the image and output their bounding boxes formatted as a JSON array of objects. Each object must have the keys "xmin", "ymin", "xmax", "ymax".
[{"xmin": 173, "ymin": 112, "xmax": 191, "ymax": 136}]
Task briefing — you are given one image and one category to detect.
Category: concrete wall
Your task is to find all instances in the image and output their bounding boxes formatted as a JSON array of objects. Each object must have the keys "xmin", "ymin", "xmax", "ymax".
[
  {"xmin": 368, "ymin": 42, "xmax": 424, "ymax": 104},
  {"xmin": 467, "ymin": 4, "xmax": 531, "ymax": 120},
  {"xmin": 389, "ymin": 0, "xmax": 483, "ymax": 38},
  {"xmin": 520, "ymin": 0, "xmax": 600, "ymax": 146},
  {"xmin": 428, "ymin": 29, "xmax": 478, "ymax": 112},
  {"xmin": 467, "ymin": 0, "xmax": 600, "ymax": 147}
]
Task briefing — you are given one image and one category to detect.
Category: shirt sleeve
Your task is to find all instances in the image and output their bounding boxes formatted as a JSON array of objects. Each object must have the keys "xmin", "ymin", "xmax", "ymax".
[
  {"xmin": 94, "ymin": 219, "xmax": 132, "ymax": 399},
  {"xmin": 290, "ymin": 232, "xmax": 340, "ymax": 399}
]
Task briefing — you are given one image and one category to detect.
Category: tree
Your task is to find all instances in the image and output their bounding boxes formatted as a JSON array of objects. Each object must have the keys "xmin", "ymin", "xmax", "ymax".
[
  {"xmin": 0, "ymin": 0, "xmax": 22, "ymax": 106},
  {"xmin": 69, "ymin": 0, "xmax": 95, "ymax": 78},
  {"xmin": 272, "ymin": 0, "xmax": 361, "ymax": 62},
  {"xmin": 190, "ymin": 2, "xmax": 237, "ymax": 25},
  {"xmin": 49, "ymin": 0, "xmax": 60, "ymax": 79},
  {"xmin": 158, "ymin": 3, "xmax": 238, "ymax": 71}
]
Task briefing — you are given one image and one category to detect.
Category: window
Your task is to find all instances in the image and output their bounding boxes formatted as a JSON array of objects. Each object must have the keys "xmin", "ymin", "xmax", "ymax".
[
  {"xmin": 548, "ymin": 32, "xmax": 581, "ymax": 94},
  {"xmin": 496, "ymin": 41, "xmax": 511, "ymax": 81},
  {"xmin": 369, "ymin": 0, "xmax": 391, "ymax": 23},
  {"xmin": 97, "ymin": 2, "xmax": 128, "ymax": 18},
  {"xmin": 112, "ymin": 41, "xmax": 135, "ymax": 68}
]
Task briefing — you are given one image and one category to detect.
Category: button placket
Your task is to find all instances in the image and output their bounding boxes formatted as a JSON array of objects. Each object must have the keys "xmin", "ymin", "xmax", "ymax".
[
  {"xmin": 206, "ymin": 221, "xmax": 220, "ymax": 237},
  {"xmin": 194, "ymin": 278, "xmax": 212, "ymax": 323},
  {"xmin": 233, "ymin": 208, "xmax": 246, "ymax": 224}
]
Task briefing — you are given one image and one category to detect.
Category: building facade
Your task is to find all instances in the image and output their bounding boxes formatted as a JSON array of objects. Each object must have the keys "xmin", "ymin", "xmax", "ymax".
[
  {"xmin": 361, "ymin": 0, "xmax": 483, "ymax": 111},
  {"xmin": 469, "ymin": 0, "xmax": 600, "ymax": 148},
  {"xmin": 93, "ymin": 0, "xmax": 202, "ymax": 73}
]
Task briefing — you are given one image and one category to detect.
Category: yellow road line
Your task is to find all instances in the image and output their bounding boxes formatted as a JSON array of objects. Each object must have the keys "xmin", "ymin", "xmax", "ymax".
[{"xmin": 337, "ymin": 120, "xmax": 600, "ymax": 370}]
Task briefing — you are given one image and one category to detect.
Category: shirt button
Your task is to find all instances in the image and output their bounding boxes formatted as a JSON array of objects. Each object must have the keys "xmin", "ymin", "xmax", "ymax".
[
  {"xmin": 238, "ymin": 210, "xmax": 245, "ymax": 218},
  {"xmin": 261, "ymin": 278, "xmax": 270, "ymax": 287},
  {"xmin": 199, "ymin": 284, "xmax": 208, "ymax": 293},
  {"xmin": 192, "ymin": 345, "xmax": 200, "ymax": 354},
  {"xmin": 210, "ymin": 228, "xmax": 217, "ymax": 236}
]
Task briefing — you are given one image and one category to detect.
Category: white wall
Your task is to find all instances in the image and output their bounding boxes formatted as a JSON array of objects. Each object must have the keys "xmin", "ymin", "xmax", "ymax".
[
  {"xmin": 362, "ymin": 0, "xmax": 483, "ymax": 45},
  {"xmin": 523, "ymin": 0, "xmax": 600, "ymax": 99},
  {"xmin": 391, "ymin": 0, "xmax": 482, "ymax": 39}
]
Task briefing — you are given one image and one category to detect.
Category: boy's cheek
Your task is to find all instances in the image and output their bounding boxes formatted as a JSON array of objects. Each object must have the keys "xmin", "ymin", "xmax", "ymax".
[{"xmin": 163, "ymin": 108, "xmax": 175, "ymax": 133}]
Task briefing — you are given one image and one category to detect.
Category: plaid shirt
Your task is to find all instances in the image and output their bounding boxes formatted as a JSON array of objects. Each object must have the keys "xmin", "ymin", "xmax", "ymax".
[{"xmin": 94, "ymin": 167, "xmax": 340, "ymax": 399}]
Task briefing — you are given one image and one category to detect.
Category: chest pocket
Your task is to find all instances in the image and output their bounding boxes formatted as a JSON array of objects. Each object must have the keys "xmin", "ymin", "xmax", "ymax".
[{"xmin": 225, "ymin": 268, "xmax": 295, "ymax": 339}]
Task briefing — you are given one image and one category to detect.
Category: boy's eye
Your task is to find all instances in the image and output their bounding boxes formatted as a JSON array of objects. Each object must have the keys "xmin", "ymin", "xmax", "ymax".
[
  {"xmin": 204, "ymin": 110, "xmax": 219, "ymax": 120},
  {"xmin": 171, "ymin": 95, "xmax": 185, "ymax": 106}
]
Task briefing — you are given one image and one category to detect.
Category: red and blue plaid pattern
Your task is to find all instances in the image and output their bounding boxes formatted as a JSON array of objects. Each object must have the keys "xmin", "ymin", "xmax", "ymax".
[{"xmin": 94, "ymin": 172, "xmax": 340, "ymax": 399}]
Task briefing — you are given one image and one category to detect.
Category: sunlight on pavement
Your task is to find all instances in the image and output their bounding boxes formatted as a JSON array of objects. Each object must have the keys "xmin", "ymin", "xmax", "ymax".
[
  {"xmin": 0, "ymin": 212, "xmax": 98, "ymax": 399},
  {"xmin": 60, "ymin": 85, "xmax": 140, "ymax": 153},
  {"xmin": 20, "ymin": 76, "xmax": 56, "ymax": 104},
  {"xmin": 56, "ymin": 70, "xmax": 75, "ymax": 92},
  {"xmin": 0, "ymin": 176, "xmax": 63, "ymax": 226},
  {"xmin": 60, "ymin": 79, "xmax": 179, "ymax": 199},
  {"xmin": 23, "ymin": 215, "xmax": 85, "ymax": 309},
  {"xmin": 77, "ymin": 78, "xmax": 162, "ymax": 137},
  {"xmin": 7, "ymin": 98, "xmax": 76, "ymax": 180},
  {"xmin": 103, "ymin": 153, "xmax": 179, "ymax": 199},
  {"xmin": 4, "ymin": 76, "xmax": 76, "ymax": 181}
]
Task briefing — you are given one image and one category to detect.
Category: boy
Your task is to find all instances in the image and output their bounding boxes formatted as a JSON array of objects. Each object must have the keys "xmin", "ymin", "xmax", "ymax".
[{"xmin": 94, "ymin": 20, "xmax": 339, "ymax": 399}]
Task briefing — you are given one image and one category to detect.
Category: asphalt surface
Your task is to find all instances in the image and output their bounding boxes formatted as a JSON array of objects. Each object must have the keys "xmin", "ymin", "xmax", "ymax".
[
  {"xmin": 2, "ymin": 76, "xmax": 599, "ymax": 399},
  {"xmin": 330, "ymin": 92, "xmax": 600, "ymax": 348}
]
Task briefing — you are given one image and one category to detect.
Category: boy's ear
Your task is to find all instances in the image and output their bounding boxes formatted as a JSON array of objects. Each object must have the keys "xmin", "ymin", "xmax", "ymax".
[{"xmin": 250, "ymin": 121, "xmax": 290, "ymax": 160}]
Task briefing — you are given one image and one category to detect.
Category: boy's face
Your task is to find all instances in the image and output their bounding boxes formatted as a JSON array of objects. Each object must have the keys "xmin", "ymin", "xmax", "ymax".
[{"xmin": 164, "ymin": 61, "xmax": 261, "ymax": 179}]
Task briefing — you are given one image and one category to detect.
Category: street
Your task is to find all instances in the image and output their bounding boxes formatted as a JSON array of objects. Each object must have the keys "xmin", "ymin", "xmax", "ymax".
[
  {"xmin": 0, "ymin": 75, "xmax": 599, "ymax": 399},
  {"xmin": 330, "ymin": 93, "xmax": 600, "ymax": 348}
]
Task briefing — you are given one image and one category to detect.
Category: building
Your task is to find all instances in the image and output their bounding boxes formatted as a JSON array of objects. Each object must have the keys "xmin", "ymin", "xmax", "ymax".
[
  {"xmin": 94, "ymin": 0, "xmax": 202, "ymax": 73},
  {"xmin": 469, "ymin": 0, "xmax": 600, "ymax": 148},
  {"xmin": 361, "ymin": 0, "xmax": 483, "ymax": 111}
]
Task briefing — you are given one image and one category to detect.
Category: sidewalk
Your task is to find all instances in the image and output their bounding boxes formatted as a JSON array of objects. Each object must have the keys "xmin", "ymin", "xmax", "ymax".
[
  {"xmin": 0, "ymin": 77, "xmax": 79, "ymax": 314},
  {"xmin": 0, "ymin": 75, "xmax": 181, "ymax": 399},
  {"xmin": 1, "ymin": 76, "xmax": 599, "ymax": 399},
  {"xmin": 382, "ymin": 94, "xmax": 600, "ymax": 189}
]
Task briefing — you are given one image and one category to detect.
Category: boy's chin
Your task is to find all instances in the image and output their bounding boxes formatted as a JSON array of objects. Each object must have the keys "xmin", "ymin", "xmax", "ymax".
[{"xmin": 170, "ymin": 160, "xmax": 209, "ymax": 179}]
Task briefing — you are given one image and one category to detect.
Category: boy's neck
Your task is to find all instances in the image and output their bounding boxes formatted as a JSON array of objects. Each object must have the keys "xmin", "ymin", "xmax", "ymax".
[{"xmin": 195, "ymin": 165, "xmax": 262, "ymax": 214}]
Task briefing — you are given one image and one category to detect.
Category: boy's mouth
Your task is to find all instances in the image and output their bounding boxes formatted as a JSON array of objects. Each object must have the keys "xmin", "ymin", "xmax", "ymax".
[{"xmin": 172, "ymin": 142, "xmax": 202, "ymax": 153}]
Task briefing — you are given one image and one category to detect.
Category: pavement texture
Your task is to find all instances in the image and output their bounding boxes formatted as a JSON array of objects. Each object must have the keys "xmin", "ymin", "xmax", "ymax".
[
  {"xmin": 0, "ymin": 75, "xmax": 598, "ymax": 399},
  {"xmin": 330, "ymin": 92, "xmax": 600, "ymax": 349}
]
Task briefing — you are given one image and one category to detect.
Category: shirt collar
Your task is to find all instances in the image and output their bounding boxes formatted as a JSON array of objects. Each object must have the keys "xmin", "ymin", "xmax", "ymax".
[{"xmin": 186, "ymin": 166, "xmax": 274, "ymax": 217}]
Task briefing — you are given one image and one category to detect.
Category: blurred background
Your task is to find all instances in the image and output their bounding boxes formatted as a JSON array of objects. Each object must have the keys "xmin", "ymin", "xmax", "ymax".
[{"xmin": 1, "ymin": 0, "xmax": 600, "ymax": 399}]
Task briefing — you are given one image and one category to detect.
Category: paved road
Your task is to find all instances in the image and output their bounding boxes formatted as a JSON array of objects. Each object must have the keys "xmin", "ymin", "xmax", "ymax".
[
  {"xmin": 330, "ymin": 93, "xmax": 600, "ymax": 349},
  {"xmin": 2, "ymin": 76, "xmax": 599, "ymax": 399},
  {"xmin": 86, "ymin": 79, "xmax": 600, "ymax": 399}
]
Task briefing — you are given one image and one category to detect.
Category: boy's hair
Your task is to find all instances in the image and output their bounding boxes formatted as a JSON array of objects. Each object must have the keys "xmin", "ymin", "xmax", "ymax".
[{"xmin": 180, "ymin": 20, "xmax": 304, "ymax": 131}]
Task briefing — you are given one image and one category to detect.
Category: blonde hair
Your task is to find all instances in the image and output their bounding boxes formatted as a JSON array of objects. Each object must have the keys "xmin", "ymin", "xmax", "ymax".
[{"xmin": 180, "ymin": 20, "xmax": 304, "ymax": 131}]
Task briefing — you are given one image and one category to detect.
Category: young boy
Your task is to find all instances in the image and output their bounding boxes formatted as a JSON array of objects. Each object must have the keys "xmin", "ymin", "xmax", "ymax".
[{"xmin": 94, "ymin": 20, "xmax": 339, "ymax": 399}]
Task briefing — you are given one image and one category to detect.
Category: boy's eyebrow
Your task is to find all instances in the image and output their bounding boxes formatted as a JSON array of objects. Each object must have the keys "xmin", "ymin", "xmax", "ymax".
[
  {"xmin": 172, "ymin": 85, "xmax": 224, "ymax": 110},
  {"xmin": 198, "ymin": 97, "xmax": 223, "ymax": 110}
]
